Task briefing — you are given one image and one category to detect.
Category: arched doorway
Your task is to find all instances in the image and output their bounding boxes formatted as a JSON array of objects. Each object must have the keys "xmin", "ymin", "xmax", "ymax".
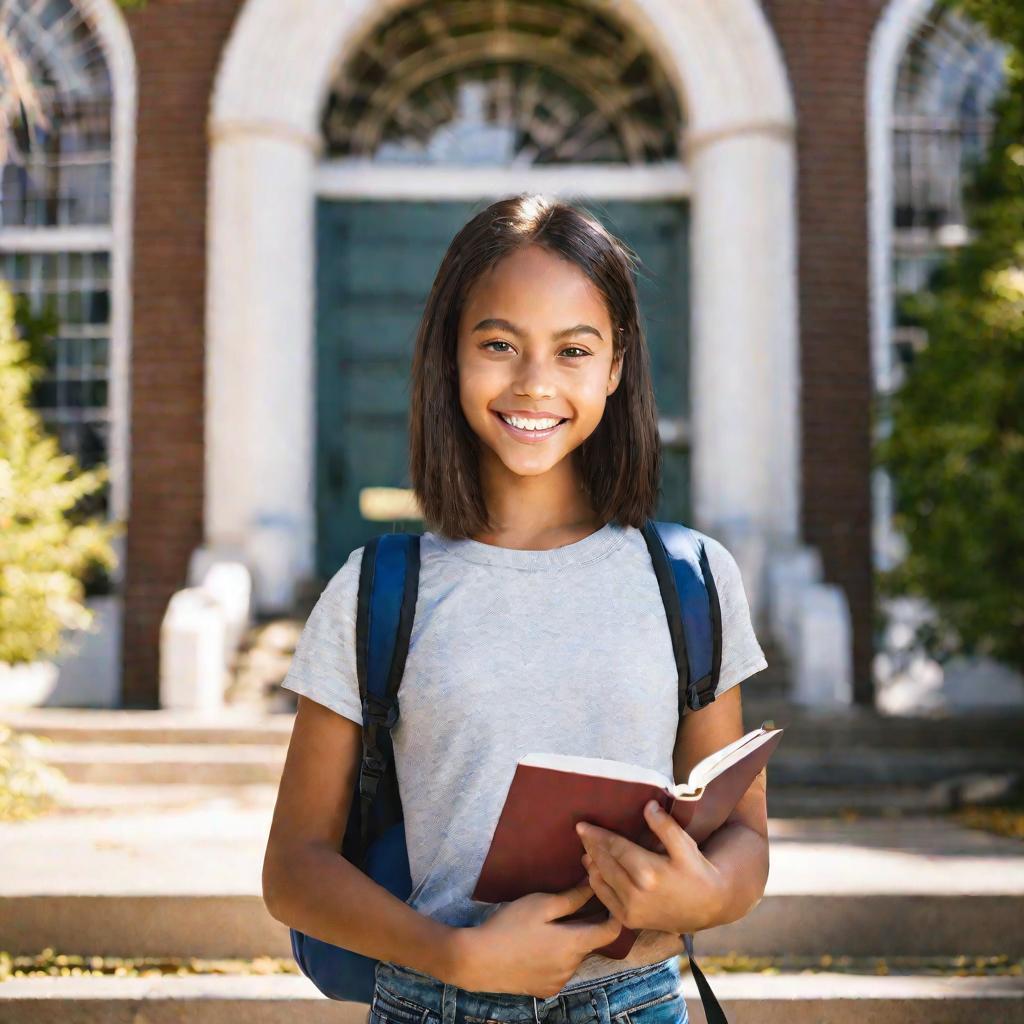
[
  {"xmin": 207, "ymin": 0, "xmax": 799, "ymax": 618},
  {"xmin": 312, "ymin": 0, "xmax": 692, "ymax": 572}
]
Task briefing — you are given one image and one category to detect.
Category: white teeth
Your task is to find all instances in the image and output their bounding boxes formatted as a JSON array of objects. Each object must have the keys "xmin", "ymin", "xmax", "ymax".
[{"xmin": 499, "ymin": 413, "xmax": 563, "ymax": 431}]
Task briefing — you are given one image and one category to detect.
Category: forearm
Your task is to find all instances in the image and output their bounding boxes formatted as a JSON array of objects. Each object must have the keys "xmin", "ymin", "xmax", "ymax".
[
  {"xmin": 264, "ymin": 842, "xmax": 463, "ymax": 983},
  {"xmin": 697, "ymin": 820, "xmax": 769, "ymax": 930}
]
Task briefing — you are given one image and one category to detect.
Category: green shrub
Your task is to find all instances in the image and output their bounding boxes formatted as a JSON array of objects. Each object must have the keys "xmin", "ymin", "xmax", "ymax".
[{"xmin": 0, "ymin": 280, "xmax": 122, "ymax": 666}]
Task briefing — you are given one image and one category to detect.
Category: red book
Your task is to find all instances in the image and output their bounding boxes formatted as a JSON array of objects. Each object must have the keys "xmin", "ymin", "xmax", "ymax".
[{"xmin": 471, "ymin": 726, "xmax": 784, "ymax": 958}]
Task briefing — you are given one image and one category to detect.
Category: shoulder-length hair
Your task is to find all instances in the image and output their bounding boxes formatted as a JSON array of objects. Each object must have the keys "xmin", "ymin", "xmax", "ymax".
[{"xmin": 408, "ymin": 192, "xmax": 661, "ymax": 540}]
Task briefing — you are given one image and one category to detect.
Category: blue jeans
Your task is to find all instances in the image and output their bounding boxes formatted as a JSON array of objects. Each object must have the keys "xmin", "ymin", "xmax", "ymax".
[{"xmin": 369, "ymin": 955, "xmax": 689, "ymax": 1024}]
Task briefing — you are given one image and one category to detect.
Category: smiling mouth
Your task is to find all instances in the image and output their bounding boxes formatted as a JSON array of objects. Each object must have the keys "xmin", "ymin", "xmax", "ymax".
[{"xmin": 492, "ymin": 410, "xmax": 569, "ymax": 440}]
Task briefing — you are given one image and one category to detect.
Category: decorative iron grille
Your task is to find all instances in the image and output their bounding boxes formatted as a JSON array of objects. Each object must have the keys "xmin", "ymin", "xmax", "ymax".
[{"xmin": 321, "ymin": 0, "xmax": 683, "ymax": 165}]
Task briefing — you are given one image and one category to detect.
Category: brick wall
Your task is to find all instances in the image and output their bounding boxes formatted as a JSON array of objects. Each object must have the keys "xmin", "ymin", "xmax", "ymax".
[
  {"xmin": 760, "ymin": 0, "xmax": 889, "ymax": 703},
  {"xmin": 120, "ymin": 1, "xmax": 244, "ymax": 706}
]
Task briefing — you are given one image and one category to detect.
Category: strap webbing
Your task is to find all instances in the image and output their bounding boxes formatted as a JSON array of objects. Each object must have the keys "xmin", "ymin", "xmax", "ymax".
[{"xmin": 684, "ymin": 933, "xmax": 728, "ymax": 1024}]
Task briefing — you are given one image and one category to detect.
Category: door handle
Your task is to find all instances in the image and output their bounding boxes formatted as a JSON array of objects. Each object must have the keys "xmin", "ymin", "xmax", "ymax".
[{"xmin": 658, "ymin": 415, "xmax": 690, "ymax": 451}]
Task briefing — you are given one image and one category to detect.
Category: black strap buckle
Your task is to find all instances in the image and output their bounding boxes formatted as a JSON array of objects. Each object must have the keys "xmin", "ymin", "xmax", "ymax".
[
  {"xmin": 362, "ymin": 692, "xmax": 400, "ymax": 729},
  {"xmin": 687, "ymin": 673, "xmax": 716, "ymax": 711},
  {"xmin": 359, "ymin": 750, "xmax": 386, "ymax": 800}
]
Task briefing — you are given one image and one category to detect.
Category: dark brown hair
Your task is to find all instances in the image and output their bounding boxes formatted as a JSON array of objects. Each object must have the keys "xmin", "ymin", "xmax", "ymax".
[{"xmin": 408, "ymin": 193, "xmax": 661, "ymax": 539}]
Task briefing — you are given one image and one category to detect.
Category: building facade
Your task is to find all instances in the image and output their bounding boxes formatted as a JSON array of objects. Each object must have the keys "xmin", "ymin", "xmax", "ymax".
[{"xmin": 0, "ymin": 0, "xmax": 1009, "ymax": 708}]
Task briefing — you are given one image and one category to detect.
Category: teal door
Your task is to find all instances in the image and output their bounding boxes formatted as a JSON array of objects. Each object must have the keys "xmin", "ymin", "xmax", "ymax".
[{"xmin": 315, "ymin": 199, "xmax": 690, "ymax": 580}]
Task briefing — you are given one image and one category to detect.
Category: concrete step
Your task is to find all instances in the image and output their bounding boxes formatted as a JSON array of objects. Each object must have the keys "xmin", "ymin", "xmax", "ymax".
[
  {"xmin": 0, "ymin": 970, "xmax": 1021, "ymax": 1024},
  {"xmin": 25, "ymin": 741, "xmax": 286, "ymax": 785},
  {"xmin": 743, "ymin": 699, "xmax": 1024, "ymax": 751},
  {"xmin": 5, "ymin": 889, "xmax": 1020, "ymax": 960},
  {"xmin": 46, "ymin": 782, "xmax": 280, "ymax": 815},
  {"xmin": 39, "ymin": 745, "xmax": 1015, "ymax": 798},
  {"xmin": 684, "ymin": 971, "xmax": 1024, "ymax": 1024},
  {"xmin": 768, "ymin": 749, "xmax": 1022, "ymax": 787},
  {"xmin": 3, "ymin": 808, "xmax": 1023, "ymax": 959},
  {"xmin": 746, "ymin": 639, "xmax": 791, "ymax": 700},
  {"xmin": 764, "ymin": 783, "xmax": 1009, "ymax": 818},
  {"xmin": 0, "ymin": 707, "xmax": 293, "ymax": 746},
  {"xmin": 11, "ymin": 699, "xmax": 1023, "ymax": 756}
]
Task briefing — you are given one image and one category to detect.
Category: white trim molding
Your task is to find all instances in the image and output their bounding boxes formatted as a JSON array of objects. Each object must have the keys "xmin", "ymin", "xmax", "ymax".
[
  {"xmin": 79, "ymin": 0, "xmax": 138, "ymax": 539},
  {"xmin": 867, "ymin": 0, "xmax": 934, "ymax": 583},
  {"xmin": 207, "ymin": 0, "xmax": 800, "ymax": 617},
  {"xmin": 867, "ymin": 0, "xmax": 934, "ymax": 398}
]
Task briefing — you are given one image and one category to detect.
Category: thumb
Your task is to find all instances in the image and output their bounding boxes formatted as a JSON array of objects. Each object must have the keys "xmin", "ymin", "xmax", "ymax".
[
  {"xmin": 564, "ymin": 905, "xmax": 624, "ymax": 951},
  {"xmin": 551, "ymin": 878, "xmax": 598, "ymax": 916}
]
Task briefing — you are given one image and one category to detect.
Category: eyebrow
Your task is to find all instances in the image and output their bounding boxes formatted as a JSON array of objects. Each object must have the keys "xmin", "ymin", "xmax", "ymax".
[{"xmin": 470, "ymin": 317, "xmax": 604, "ymax": 342}]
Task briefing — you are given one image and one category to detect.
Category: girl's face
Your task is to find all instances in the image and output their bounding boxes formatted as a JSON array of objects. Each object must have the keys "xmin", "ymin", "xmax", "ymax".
[{"xmin": 456, "ymin": 244, "xmax": 623, "ymax": 482}]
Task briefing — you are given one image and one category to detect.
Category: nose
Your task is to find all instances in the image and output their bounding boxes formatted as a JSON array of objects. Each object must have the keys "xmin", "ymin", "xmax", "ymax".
[{"xmin": 512, "ymin": 353, "xmax": 556, "ymax": 400}]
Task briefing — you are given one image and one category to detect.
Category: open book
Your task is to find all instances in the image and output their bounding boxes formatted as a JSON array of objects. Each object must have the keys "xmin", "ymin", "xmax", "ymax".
[{"xmin": 470, "ymin": 725, "xmax": 783, "ymax": 959}]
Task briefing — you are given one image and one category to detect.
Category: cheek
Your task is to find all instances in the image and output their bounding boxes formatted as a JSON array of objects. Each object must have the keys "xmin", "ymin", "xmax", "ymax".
[
  {"xmin": 457, "ymin": 363, "xmax": 496, "ymax": 409},
  {"xmin": 573, "ymin": 375, "xmax": 613, "ymax": 417}
]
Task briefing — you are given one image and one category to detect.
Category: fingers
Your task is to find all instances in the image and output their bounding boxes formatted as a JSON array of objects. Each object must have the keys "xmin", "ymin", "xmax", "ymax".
[
  {"xmin": 552, "ymin": 879, "xmax": 596, "ymax": 916},
  {"xmin": 643, "ymin": 802, "xmax": 698, "ymax": 862},
  {"xmin": 591, "ymin": 842, "xmax": 645, "ymax": 893},
  {"xmin": 586, "ymin": 864, "xmax": 629, "ymax": 925},
  {"xmin": 557, "ymin": 903, "xmax": 623, "ymax": 951}
]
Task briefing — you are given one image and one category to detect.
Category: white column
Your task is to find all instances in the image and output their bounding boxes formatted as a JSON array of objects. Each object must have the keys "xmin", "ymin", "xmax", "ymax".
[
  {"xmin": 206, "ymin": 131, "xmax": 317, "ymax": 607},
  {"xmin": 689, "ymin": 129, "xmax": 801, "ymax": 555}
]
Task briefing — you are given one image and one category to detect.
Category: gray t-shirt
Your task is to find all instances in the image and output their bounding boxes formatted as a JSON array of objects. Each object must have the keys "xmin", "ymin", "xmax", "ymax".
[{"xmin": 281, "ymin": 520, "xmax": 767, "ymax": 988}]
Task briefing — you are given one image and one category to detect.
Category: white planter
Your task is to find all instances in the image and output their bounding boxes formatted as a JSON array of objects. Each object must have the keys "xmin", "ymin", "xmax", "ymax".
[{"xmin": 0, "ymin": 660, "xmax": 60, "ymax": 708}]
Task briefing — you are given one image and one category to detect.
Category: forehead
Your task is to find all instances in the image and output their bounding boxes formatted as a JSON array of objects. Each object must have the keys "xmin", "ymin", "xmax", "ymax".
[{"xmin": 460, "ymin": 245, "xmax": 611, "ymax": 328}]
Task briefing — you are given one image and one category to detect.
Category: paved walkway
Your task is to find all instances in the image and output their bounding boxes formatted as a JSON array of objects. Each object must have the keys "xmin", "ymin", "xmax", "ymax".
[{"xmin": 4, "ymin": 795, "xmax": 1023, "ymax": 898}]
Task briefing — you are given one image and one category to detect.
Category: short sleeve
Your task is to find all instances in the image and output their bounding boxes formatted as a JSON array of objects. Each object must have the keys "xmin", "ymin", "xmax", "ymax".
[
  {"xmin": 279, "ymin": 545, "xmax": 365, "ymax": 726},
  {"xmin": 697, "ymin": 533, "xmax": 768, "ymax": 703}
]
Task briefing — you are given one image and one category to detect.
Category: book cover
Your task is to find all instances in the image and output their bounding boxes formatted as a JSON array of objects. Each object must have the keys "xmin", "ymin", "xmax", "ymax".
[{"xmin": 470, "ymin": 727, "xmax": 784, "ymax": 959}]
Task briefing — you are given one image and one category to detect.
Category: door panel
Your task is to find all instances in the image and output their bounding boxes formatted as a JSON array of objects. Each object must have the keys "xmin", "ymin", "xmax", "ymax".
[{"xmin": 315, "ymin": 198, "xmax": 690, "ymax": 580}]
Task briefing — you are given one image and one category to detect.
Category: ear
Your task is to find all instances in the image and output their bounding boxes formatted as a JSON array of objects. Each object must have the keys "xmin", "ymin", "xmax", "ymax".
[{"xmin": 607, "ymin": 349, "xmax": 624, "ymax": 396}]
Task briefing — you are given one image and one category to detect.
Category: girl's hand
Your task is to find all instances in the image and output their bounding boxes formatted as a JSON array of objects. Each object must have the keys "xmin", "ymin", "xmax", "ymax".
[
  {"xmin": 449, "ymin": 879, "xmax": 623, "ymax": 998},
  {"xmin": 576, "ymin": 801, "xmax": 726, "ymax": 935}
]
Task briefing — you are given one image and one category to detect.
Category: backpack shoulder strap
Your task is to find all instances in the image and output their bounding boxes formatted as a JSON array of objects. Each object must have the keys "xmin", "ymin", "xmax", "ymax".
[
  {"xmin": 354, "ymin": 532, "xmax": 421, "ymax": 863},
  {"xmin": 640, "ymin": 519, "xmax": 723, "ymax": 716}
]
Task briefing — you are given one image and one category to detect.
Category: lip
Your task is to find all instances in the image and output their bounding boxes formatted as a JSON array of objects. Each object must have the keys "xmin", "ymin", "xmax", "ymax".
[{"xmin": 492, "ymin": 409, "xmax": 569, "ymax": 442}]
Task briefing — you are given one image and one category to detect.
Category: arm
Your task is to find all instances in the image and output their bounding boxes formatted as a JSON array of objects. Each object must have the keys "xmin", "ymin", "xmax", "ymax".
[
  {"xmin": 672, "ymin": 684, "xmax": 769, "ymax": 930},
  {"xmin": 262, "ymin": 695, "xmax": 464, "ymax": 982}
]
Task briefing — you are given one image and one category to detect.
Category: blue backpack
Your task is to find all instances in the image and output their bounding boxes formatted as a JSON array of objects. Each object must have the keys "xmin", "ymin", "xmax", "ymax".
[{"xmin": 289, "ymin": 518, "xmax": 728, "ymax": 1024}]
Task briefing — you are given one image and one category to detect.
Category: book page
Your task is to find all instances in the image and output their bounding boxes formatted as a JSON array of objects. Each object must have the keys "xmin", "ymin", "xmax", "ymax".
[
  {"xmin": 683, "ymin": 728, "xmax": 779, "ymax": 792},
  {"xmin": 517, "ymin": 751, "xmax": 673, "ymax": 790}
]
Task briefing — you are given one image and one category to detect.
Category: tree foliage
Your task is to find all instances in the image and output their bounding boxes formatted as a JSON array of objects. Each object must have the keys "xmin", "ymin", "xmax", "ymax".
[
  {"xmin": 0, "ymin": 282, "xmax": 122, "ymax": 665},
  {"xmin": 875, "ymin": 0, "xmax": 1024, "ymax": 672}
]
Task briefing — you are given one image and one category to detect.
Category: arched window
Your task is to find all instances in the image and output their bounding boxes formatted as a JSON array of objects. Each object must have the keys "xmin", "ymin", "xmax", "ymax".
[
  {"xmin": 0, "ymin": 0, "xmax": 118, "ymax": 502},
  {"xmin": 874, "ymin": 0, "xmax": 1008, "ymax": 572},
  {"xmin": 889, "ymin": 3, "xmax": 1008, "ymax": 382},
  {"xmin": 320, "ymin": 0, "xmax": 684, "ymax": 166}
]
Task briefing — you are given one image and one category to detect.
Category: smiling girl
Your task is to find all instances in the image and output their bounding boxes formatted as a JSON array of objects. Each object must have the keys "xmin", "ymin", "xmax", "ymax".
[{"xmin": 263, "ymin": 194, "xmax": 770, "ymax": 1024}]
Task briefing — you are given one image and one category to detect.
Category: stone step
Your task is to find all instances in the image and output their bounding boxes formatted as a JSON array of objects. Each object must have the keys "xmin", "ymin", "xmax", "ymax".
[
  {"xmin": 3, "ymin": 810, "xmax": 1022, "ymax": 959},
  {"xmin": 32, "ymin": 740, "xmax": 1020, "ymax": 796},
  {"xmin": 0, "ymin": 971, "xmax": 1021, "ymax": 1024},
  {"xmin": 747, "ymin": 638, "xmax": 791, "ymax": 700},
  {"xmin": 768, "ymin": 749, "xmax": 1022, "ymax": 787},
  {"xmin": 47, "ymin": 782, "xmax": 281, "ymax": 815},
  {"xmin": 24, "ymin": 741, "xmax": 286, "ymax": 785},
  {"xmin": 9, "ymin": 699, "xmax": 1024, "ymax": 756},
  {"xmin": 4, "ymin": 890, "xmax": 1021, "ymax": 960},
  {"xmin": 743, "ymin": 699, "xmax": 1024, "ymax": 751},
  {"xmin": 0, "ymin": 707, "xmax": 293, "ymax": 746},
  {"xmin": 764, "ymin": 783, "xmax": 1011, "ymax": 818}
]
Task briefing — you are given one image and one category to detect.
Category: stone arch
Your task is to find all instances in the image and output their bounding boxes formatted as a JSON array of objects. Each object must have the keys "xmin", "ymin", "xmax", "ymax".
[{"xmin": 207, "ymin": 0, "xmax": 799, "ymax": 618}]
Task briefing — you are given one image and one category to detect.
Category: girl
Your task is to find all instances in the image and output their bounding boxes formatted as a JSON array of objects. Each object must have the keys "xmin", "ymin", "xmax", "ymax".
[{"xmin": 263, "ymin": 194, "xmax": 771, "ymax": 1024}]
